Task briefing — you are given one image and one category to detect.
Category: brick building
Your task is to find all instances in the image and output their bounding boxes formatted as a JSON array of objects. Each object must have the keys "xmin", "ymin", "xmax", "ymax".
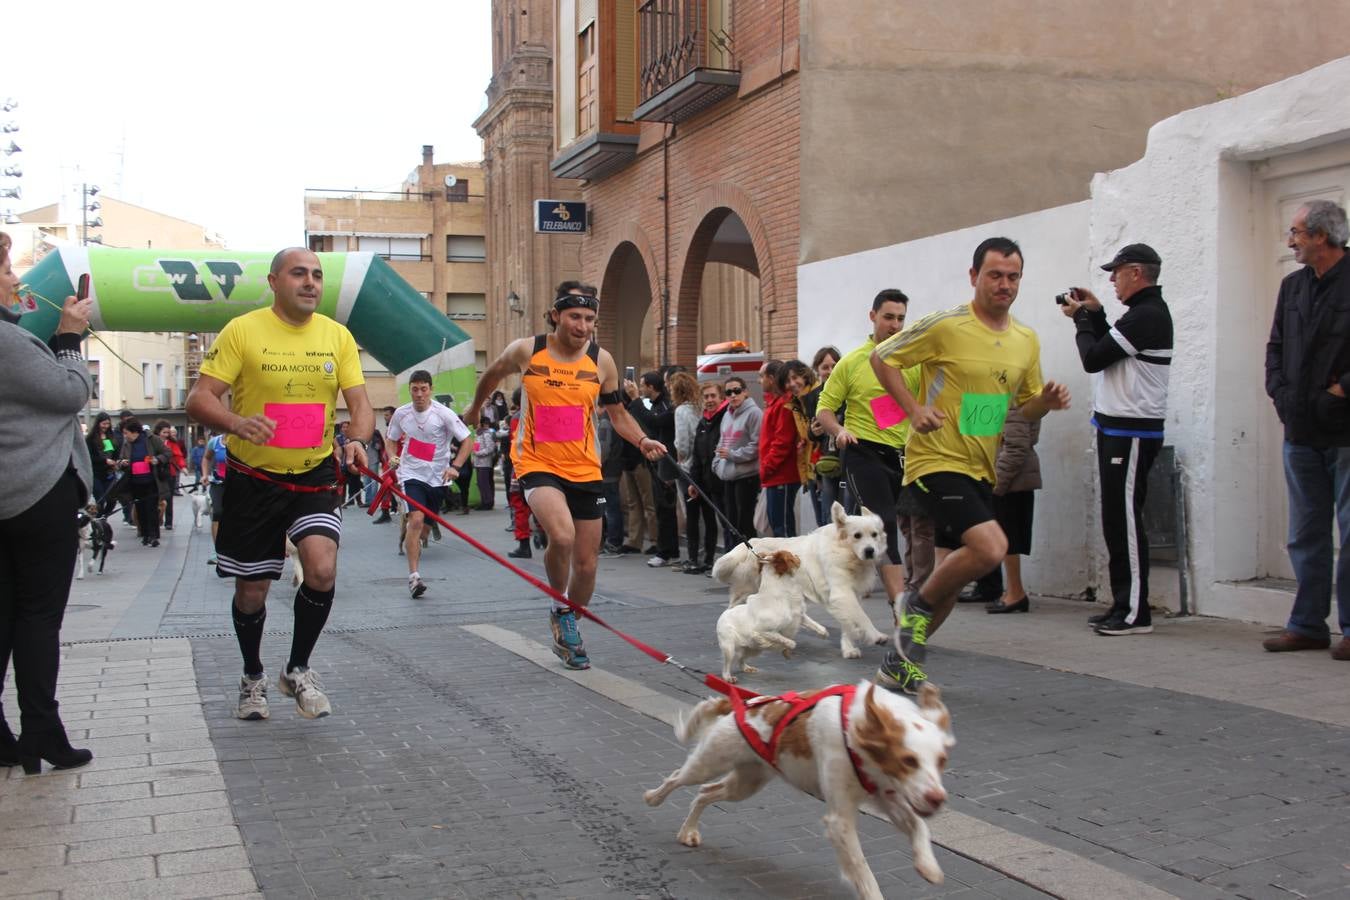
[
  {"xmin": 480, "ymin": 0, "xmax": 1347, "ymax": 370},
  {"xmin": 304, "ymin": 147, "xmax": 487, "ymax": 406}
]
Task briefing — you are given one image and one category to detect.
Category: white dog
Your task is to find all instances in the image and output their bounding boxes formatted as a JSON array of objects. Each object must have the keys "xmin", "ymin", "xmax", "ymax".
[
  {"xmin": 188, "ymin": 486, "xmax": 211, "ymax": 531},
  {"xmin": 713, "ymin": 502, "xmax": 889, "ymax": 658},
  {"xmin": 645, "ymin": 681, "xmax": 955, "ymax": 899},
  {"xmin": 717, "ymin": 549, "xmax": 831, "ymax": 683},
  {"xmin": 286, "ymin": 537, "xmax": 303, "ymax": 587}
]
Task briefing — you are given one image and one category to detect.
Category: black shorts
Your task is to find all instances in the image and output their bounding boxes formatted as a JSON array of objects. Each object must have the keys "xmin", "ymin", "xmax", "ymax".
[
  {"xmin": 910, "ymin": 472, "xmax": 995, "ymax": 550},
  {"xmin": 993, "ymin": 489, "xmax": 1035, "ymax": 556},
  {"xmin": 518, "ymin": 472, "xmax": 605, "ymax": 520},
  {"xmin": 841, "ymin": 439, "xmax": 905, "ymax": 565},
  {"xmin": 208, "ymin": 482, "xmax": 226, "ymax": 522},
  {"xmin": 215, "ymin": 457, "xmax": 343, "ymax": 581},
  {"xmin": 401, "ymin": 479, "xmax": 446, "ymax": 514}
]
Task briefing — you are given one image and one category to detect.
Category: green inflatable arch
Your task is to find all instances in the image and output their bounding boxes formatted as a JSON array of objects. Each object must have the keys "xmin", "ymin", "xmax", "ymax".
[{"xmin": 15, "ymin": 247, "xmax": 476, "ymax": 402}]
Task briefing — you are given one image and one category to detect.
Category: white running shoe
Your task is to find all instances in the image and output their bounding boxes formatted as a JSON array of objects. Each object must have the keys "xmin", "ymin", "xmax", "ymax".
[
  {"xmin": 236, "ymin": 675, "xmax": 270, "ymax": 720},
  {"xmin": 647, "ymin": 555, "xmax": 670, "ymax": 568},
  {"xmin": 278, "ymin": 666, "xmax": 332, "ymax": 719},
  {"xmin": 410, "ymin": 575, "xmax": 427, "ymax": 598}
]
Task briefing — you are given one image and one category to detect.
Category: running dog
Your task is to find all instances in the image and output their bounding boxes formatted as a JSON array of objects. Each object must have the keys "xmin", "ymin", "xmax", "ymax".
[
  {"xmin": 75, "ymin": 506, "xmax": 116, "ymax": 578},
  {"xmin": 713, "ymin": 502, "xmax": 889, "ymax": 658},
  {"xmin": 644, "ymin": 681, "xmax": 954, "ymax": 899},
  {"xmin": 717, "ymin": 550, "xmax": 830, "ymax": 683}
]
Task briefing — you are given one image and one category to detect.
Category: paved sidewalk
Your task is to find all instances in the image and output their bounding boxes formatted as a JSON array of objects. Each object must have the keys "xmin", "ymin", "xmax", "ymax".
[{"xmin": 2, "ymin": 505, "xmax": 1347, "ymax": 898}]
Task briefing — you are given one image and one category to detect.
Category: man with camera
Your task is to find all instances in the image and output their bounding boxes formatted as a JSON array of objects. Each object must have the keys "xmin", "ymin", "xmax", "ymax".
[{"xmin": 1059, "ymin": 243, "xmax": 1173, "ymax": 636}]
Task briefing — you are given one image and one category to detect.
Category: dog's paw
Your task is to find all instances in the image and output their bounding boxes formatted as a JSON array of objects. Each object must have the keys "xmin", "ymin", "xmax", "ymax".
[
  {"xmin": 677, "ymin": 827, "xmax": 702, "ymax": 848},
  {"xmin": 741, "ymin": 664, "xmax": 758, "ymax": 674},
  {"xmin": 722, "ymin": 674, "xmax": 738, "ymax": 684},
  {"xmin": 841, "ymin": 646, "xmax": 863, "ymax": 659},
  {"xmin": 781, "ymin": 648, "xmax": 793, "ymax": 659},
  {"xmin": 643, "ymin": 788, "xmax": 663, "ymax": 807},
  {"xmin": 872, "ymin": 632, "xmax": 890, "ymax": 646},
  {"xmin": 915, "ymin": 860, "xmax": 944, "ymax": 884}
]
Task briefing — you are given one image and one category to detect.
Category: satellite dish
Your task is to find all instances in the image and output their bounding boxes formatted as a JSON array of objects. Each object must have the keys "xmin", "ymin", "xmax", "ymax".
[{"xmin": 444, "ymin": 174, "xmax": 457, "ymax": 188}]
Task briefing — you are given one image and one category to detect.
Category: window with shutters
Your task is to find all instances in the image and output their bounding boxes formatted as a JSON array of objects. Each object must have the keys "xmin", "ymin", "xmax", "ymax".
[
  {"xmin": 578, "ymin": 23, "xmax": 598, "ymax": 134},
  {"xmin": 550, "ymin": 0, "xmax": 641, "ymax": 181},
  {"xmin": 446, "ymin": 235, "xmax": 486, "ymax": 262}
]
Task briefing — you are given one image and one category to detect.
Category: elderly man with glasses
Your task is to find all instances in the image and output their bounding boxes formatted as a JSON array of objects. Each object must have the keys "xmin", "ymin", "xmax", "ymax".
[
  {"xmin": 1059, "ymin": 243, "xmax": 1174, "ymax": 637},
  {"xmin": 1264, "ymin": 199, "xmax": 1350, "ymax": 660}
]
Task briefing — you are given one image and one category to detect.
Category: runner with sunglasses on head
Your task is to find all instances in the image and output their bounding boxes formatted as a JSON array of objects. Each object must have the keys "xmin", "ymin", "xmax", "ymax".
[{"xmin": 466, "ymin": 282, "xmax": 667, "ymax": 669}]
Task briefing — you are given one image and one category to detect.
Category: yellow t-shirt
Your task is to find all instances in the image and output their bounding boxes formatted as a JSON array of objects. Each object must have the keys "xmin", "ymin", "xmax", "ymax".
[
  {"xmin": 874, "ymin": 303, "xmax": 1043, "ymax": 485},
  {"xmin": 199, "ymin": 306, "xmax": 364, "ymax": 474},
  {"xmin": 818, "ymin": 336, "xmax": 921, "ymax": 448}
]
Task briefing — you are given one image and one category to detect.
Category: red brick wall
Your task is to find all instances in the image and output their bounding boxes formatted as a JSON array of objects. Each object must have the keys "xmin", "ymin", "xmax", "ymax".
[{"xmin": 582, "ymin": 0, "xmax": 800, "ymax": 367}]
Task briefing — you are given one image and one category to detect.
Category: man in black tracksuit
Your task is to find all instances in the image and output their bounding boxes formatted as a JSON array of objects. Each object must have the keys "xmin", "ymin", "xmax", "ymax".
[{"xmin": 1061, "ymin": 243, "xmax": 1173, "ymax": 636}]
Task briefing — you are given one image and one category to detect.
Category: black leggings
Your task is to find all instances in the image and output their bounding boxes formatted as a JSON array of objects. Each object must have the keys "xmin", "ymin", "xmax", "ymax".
[
  {"xmin": 0, "ymin": 470, "xmax": 80, "ymax": 735},
  {"xmin": 685, "ymin": 481, "xmax": 720, "ymax": 564},
  {"xmin": 722, "ymin": 475, "xmax": 760, "ymax": 544},
  {"xmin": 842, "ymin": 440, "xmax": 904, "ymax": 565},
  {"xmin": 132, "ymin": 480, "xmax": 160, "ymax": 542}
]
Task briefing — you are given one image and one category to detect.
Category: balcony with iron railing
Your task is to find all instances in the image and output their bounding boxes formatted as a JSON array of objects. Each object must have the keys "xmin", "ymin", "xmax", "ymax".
[{"xmin": 633, "ymin": 0, "xmax": 739, "ymax": 124}]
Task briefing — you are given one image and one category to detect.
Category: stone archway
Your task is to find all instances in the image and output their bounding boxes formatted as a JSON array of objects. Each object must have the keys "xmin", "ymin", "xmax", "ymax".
[
  {"xmin": 598, "ymin": 240, "xmax": 659, "ymax": 373},
  {"xmin": 672, "ymin": 185, "xmax": 776, "ymax": 366}
]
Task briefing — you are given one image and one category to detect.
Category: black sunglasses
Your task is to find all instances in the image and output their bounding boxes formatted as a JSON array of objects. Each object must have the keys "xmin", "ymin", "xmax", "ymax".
[{"xmin": 725, "ymin": 387, "xmax": 744, "ymax": 395}]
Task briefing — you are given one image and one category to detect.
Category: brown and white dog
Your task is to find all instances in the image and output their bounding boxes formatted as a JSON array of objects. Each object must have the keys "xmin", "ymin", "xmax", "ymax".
[
  {"xmin": 716, "ymin": 550, "xmax": 830, "ymax": 683},
  {"xmin": 645, "ymin": 681, "xmax": 954, "ymax": 899}
]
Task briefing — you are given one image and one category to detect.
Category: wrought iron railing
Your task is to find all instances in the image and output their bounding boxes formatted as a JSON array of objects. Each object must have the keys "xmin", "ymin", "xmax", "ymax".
[{"xmin": 638, "ymin": 0, "xmax": 735, "ymax": 104}]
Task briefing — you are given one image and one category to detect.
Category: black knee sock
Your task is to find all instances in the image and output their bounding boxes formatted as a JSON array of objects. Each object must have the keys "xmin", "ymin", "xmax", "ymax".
[
  {"xmin": 287, "ymin": 584, "xmax": 334, "ymax": 673},
  {"xmin": 231, "ymin": 601, "xmax": 266, "ymax": 678}
]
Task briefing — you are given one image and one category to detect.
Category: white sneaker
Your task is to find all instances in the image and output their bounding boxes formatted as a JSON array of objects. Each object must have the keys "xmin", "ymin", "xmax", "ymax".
[
  {"xmin": 278, "ymin": 666, "xmax": 332, "ymax": 719},
  {"xmin": 647, "ymin": 555, "xmax": 669, "ymax": 568},
  {"xmin": 410, "ymin": 575, "xmax": 427, "ymax": 598},
  {"xmin": 236, "ymin": 675, "xmax": 269, "ymax": 720}
]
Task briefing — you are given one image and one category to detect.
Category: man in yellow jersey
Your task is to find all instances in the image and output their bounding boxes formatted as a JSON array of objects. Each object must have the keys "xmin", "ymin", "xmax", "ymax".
[
  {"xmin": 816, "ymin": 289, "xmax": 933, "ymax": 619},
  {"xmin": 869, "ymin": 237, "xmax": 1071, "ymax": 694},
  {"xmin": 466, "ymin": 281, "xmax": 667, "ymax": 669},
  {"xmin": 187, "ymin": 248, "xmax": 373, "ymax": 720}
]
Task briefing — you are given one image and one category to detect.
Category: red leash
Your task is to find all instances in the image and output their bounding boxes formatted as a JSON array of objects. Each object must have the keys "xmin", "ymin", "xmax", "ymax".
[
  {"xmin": 359, "ymin": 464, "xmax": 746, "ymax": 696},
  {"xmin": 360, "ymin": 463, "xmax": 879, "ymax": 795}
]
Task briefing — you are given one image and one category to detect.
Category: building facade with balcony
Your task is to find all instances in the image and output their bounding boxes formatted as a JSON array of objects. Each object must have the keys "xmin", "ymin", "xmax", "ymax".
[
  {"xmin": 516, "ymin": 0, "xmax": 1349, "ymax": 370},
  {"xmin": 304, "ymin": 147, "xmax": 487, "ymax": 408},
  {"xmin": 11, "ymin": 196, "xmax": 226, "ymax": 435}
]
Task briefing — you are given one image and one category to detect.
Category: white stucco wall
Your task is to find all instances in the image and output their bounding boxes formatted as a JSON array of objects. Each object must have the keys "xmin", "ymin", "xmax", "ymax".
[{"xmin": 798, "ymin": 54, "xmax": 1350, "ymax": 624}]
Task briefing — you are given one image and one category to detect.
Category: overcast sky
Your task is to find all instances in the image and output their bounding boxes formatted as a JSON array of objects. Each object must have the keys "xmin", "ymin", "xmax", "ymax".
[{"xmin": 2, "ymin": 1, "xmax": 492, "ymax": 250}]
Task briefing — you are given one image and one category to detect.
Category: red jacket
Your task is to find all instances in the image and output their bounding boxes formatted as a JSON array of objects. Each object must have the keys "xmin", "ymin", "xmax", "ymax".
[{"xmin": 758, "ymin": 393, "xmax": 800, "ymax": 488}]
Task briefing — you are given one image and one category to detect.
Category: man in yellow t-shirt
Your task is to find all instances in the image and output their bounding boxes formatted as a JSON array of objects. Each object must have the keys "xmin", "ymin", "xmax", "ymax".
[
  {"xmin": 817, "ymin": 289, "xmax": 934, "ymax": 627},
  {"xmin": 187, "ymin": 248, "xmax": 373, "ymax": 722},
  {"xmin": 868, "ymin": 237, "xmax": 1071, "ymax": 694}
]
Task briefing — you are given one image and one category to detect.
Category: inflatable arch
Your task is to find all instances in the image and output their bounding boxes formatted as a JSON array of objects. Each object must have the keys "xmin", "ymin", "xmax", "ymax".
[{"xmin": 15, "ymin": 247, "xmax": 476, "ymax": 402}]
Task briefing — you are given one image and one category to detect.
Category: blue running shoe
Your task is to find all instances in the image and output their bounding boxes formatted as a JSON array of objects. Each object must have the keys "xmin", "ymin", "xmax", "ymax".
[{"xmin": 549, "ymin": 609, "xmax": 590, "ymax": 669}]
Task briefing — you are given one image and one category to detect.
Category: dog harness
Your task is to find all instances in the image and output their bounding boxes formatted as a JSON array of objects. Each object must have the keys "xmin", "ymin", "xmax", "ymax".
[{"xmin": 727, "ymin": 684, "xmax": 878, "ymax": 795}]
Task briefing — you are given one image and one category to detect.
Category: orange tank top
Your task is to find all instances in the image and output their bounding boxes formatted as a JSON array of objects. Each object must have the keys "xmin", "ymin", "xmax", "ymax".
[{"xmin": 513, "ymin": 335, "xmax": 602, "ymax": 483}]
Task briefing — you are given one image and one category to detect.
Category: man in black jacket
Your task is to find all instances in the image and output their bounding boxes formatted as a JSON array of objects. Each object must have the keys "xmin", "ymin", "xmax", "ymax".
[
  {"xmin": 1263, "ymin": 199, "xmax": 1350, "ymax": 660},
  {"xmin": 1061, "ymin": 243, "xmax": 1173, "ymax": 636},
  {"xmin": 625, "ymin": 370, "xmax": 681, "ymax": 567}
]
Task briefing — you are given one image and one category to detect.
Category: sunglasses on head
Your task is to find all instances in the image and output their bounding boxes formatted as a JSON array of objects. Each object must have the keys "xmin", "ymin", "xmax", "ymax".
[{"xmin": 725, "ymin": 387, "xmax": 744, "ymax": 395}]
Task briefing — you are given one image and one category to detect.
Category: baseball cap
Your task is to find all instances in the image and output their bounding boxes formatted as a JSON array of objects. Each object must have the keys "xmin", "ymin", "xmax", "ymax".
[{"xmin": 1101, "ymin": 243, "xmax": 1162, "ymax": 271}]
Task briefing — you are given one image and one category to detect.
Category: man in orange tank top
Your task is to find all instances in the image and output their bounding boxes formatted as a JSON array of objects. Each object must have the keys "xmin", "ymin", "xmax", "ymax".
[{"xmin": 467, "ymin": 282, "xmax": 667, "ymax": 669}]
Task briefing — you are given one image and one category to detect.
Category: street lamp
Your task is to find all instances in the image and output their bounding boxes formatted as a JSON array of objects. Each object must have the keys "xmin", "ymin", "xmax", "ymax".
[{"xmin": 507, "ymin": 289, "xmax": 523, "ymax": 315}]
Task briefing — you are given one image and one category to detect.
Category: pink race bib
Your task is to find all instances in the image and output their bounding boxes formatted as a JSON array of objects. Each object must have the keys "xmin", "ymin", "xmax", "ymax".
[
  {"xmin": 534, "ymin": 405, "xmax": 585, "ymax": 443},
  {"xmin": 406, "ymin": 437, "xmax": 436, "ymax": 461},
  {"xmin": 869, "ymin": 393, "xmax": 908, "ymax": 430},
  {"xmin": 264, "ymin": 402, "xmax": 326, "ymax": 449},
  {"xmin": 130, "ymin": 460, "xmax": 151, "ymax": 476}
]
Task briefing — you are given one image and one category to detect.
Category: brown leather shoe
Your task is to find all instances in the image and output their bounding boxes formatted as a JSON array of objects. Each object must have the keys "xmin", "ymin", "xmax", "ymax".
[
  {"xmin": 1332, "ymin": 637, "xmax": 1350, "ymax": 661},
  {"xmin": 1262, "ymin": 631, "xmax": 1331, "ymax": 652}
]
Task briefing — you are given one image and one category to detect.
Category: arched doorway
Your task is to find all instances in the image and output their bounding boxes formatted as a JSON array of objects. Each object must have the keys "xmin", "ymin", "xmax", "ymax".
[
  {"xmin": 599, "ymin": 241, "xmax": 658, "ymax": 374},
  {"xmin": 677, "ymin": 209, "xmax": 762, "ymax": 366}
]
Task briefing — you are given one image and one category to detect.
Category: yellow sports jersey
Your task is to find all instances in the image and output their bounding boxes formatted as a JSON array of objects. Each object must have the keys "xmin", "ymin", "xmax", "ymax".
[
  {"xmin": 199, "ymin": 306, "xmax": 364, "ymax": 474},
  {"xmin": 818, "ymin": 336, "xmax": 921, "ymax": 448},
  {"xmin": 874, "ymin": 303, "xmax": 1043, "ymax": 485}
]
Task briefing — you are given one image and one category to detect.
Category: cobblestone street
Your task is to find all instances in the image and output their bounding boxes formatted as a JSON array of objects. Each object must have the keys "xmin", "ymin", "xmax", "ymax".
[{"xmin": 3, "ymin": 502, "xmax": 1348, "ymax": 898}]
